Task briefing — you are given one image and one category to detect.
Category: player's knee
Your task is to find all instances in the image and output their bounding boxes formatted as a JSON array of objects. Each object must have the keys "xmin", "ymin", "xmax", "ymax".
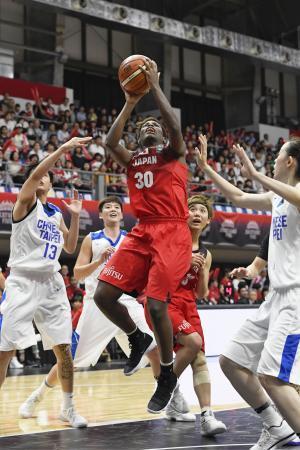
[
  {"xmin": 54, "ymin": 344, "xmax": 72, "ymax": 362},
  {"xmin": 147, "ymin": 299, "xmax": 166, "ymax": 322},
  {"xmin": 186, "ymin": 333, "xmax": 203, "ymax": 354},
  {"xmin": 0, "ymin": 350, "xmax": 14, "ymax": 364},
  {"xmin": 94, "ymin": 282, "xmax": 120, "ymax": 311},
  {"xmin": 191, "ymin": 351, "xmax": 210, "ymax": 387},
  {"xmin": 258, "ymin": 373, "xmax": 277, "ymax": 390}
]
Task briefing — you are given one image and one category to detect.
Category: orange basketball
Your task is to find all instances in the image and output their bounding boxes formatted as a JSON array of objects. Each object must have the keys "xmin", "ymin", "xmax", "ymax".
[{"xmin": 118, "ymin": 54, "xmax": 149, "ymax": 95}]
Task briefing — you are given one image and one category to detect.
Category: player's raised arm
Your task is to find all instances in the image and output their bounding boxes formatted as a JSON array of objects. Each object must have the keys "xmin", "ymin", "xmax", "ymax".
[
  {"xmin": 234, "ymin": 143, "xmax": 300, "ymax": 209},
  {"xmin": 73, "ymin": 235, "xmax": 115, "ymax": 280},
  {"xmin": 60, "ymin": 189, "xmax": 82, "ymax": 254},
  {"xmin": 13, "ymin": 137, "xmax": 92, "ymax": 222},
  {"xmin": 105, "ymin": 91, "xmax": 146, "ymax": 167},
  {"xmin": 196, "ymin": 135, "xmax": 273, "ymax": 211},
  {"xmin": 140, "ymin": 59, "xmax": 185, "ymax": 160}
]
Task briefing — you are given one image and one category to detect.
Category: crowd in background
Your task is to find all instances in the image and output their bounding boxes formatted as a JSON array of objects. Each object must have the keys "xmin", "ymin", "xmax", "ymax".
[{"xmin": 0, "ymin": 92, "xmax": 283, "ymax": 201}]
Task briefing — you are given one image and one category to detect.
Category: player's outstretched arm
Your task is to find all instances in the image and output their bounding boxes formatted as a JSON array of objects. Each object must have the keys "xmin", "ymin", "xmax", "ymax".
[
  {"xmin": 60, "ymin": 189, "xmax": 82, "ymax": 254},
  {"xmin": 140, "ymin": 59, "xmax": 185, "ymax": 160},
  {"xmin": 73, "ymin": 235, "xmax": 115, "ymax": 280},
  {"xmin": 13, "ymin": 137, "xmax": 91, "ymax": 221},
  {"xmin": 105, "ymin": 91, "xmax": 145, "ymax": 167},
  {"xmin": 196, "ymin": 135, "xmax": 273, "ymax": 211},
  {"xmin": 230, "ymin": 257, "xmax": 267, "ymax": 280},
  {"xmin": 234, "ymin": 144, "xmax": 300, "ymax": 209}
]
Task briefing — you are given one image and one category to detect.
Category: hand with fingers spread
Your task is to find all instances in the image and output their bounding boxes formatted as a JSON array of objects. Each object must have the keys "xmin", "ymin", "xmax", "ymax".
[
  {"xmin": 229, "ymin": 267, "xmax": 251, "ymax": 279},
  {"xmin": 194, "ymin": 134, "xmax": 208, "ymax": 170},
  {"xmin": 62, "ymin": 189, "xmax": 82, "ymax": 216},
  {"xmin": 139, "ymin": 58, "xmax": 160, "ymax": 90},
  {"xmin": 59, "ymin": 137, "xmax": 92, "ymax": 154},
  {"xmin": 232, "ymin": 144, "xmax": 257, "ymax": 180}
]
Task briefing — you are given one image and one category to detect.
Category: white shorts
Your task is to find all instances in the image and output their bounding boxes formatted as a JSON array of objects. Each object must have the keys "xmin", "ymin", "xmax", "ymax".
[
  {"xmin": 73, "ymin": 294, "xmax": 155, "ymax": 367},
  {"xmin": 0, "ymin": 271, "xmax": 72, "ymax": 351},
  {"xmin": 223, "ymin": 288, "xmax": 300, "ymax": 385}
]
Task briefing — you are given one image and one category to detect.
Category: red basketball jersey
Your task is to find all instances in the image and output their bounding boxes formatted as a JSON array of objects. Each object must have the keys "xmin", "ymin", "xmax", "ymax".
[
  {"xmin": 127, "ymin": 146, "xmax": 189, "ymax": 220},
  {"xmin": 173, "ymin": 243, "xmax": 208, "ymax": 302}
]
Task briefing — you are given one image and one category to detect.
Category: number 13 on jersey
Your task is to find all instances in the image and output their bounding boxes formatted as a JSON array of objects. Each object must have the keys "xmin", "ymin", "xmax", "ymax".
[{"xmin": 134, "ymin": 171, "xmax": 154, "ymax": 189}]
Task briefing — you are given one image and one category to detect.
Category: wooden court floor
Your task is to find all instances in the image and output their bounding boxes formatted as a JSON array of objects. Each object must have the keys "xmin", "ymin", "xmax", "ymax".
[{"xmin": 0, "ymin": 366, "xmax": 245, "ymax": 438}]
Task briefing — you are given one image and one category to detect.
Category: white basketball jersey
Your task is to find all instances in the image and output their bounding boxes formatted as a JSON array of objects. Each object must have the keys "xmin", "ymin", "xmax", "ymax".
[
  {"xmin": 84, "ymin": 229, "xmax": 127, "ymax": 301},
  {"xmin": 8, "ymin": 199, "xmax": 64, "ymax": 273},
  {"xmin": 268, "ymin": 194, "xmax": 300, "ymax": 289}
]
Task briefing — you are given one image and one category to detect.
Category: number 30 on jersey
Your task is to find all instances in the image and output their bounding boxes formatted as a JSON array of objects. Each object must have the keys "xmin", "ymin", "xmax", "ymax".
[{"xmin": 134, "ymin": 171, "xmax": 154, "ymax": 189}]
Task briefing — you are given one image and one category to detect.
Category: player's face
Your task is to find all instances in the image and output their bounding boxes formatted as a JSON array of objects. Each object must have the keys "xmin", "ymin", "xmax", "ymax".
[
  {"xmin": 273, "ymin": 143, "xmax": 290, "ymax": 182},
  {"xmin": 100, "ymin": 202, "xmax": 123, "ymax": 225},
  {"xmin": 188, "ymin": 203, "xmax": 210, "ymax": 232},
  {"xmin": 36, "ymin": 173, "xmax": 51, "ymax": 195},
  {"xmin": 139, "ymin": 120, "xmax": 164, "ymax": 147}
]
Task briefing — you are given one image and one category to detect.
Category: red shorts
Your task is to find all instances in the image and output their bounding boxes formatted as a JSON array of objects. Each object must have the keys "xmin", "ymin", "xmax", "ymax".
[
  {"xmin": 99, "ymin": 220, "xmax": 191, "ymax": 302},
  {"xmin": 168, "ymin": 297, "xmax": 205, "ymax": 353},
  {"xmin": 144, "ymin": 296, "xmax": 205, "ymax": 353}
]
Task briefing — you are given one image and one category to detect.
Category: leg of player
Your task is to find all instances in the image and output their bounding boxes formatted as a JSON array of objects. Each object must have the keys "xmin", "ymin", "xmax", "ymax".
[
  {"xmin": 146, "ymin": 298, "xmax": 178, "ymax": 414},
  {"xmin": 94, "ymin": 282, "xmax": 154, "ymax": 376},
  {"xmin": 53, "ymin": 344, "xmax": 87, "ymax": 428},
  {"xmin": 0, "ymin": 350, "xmax": 14, "ymax": 387},
  {"xmin": 19, "ymin": 363, "xmax": 59, "ymax": 418},
  {"xmin": 191, "ymin": 351, "xmax": 227, "ymax": 436},
  {"xmin": 220, "ymin": 356, "xmax": 296, "ymax": 448},
  {"xmin": 258, "ymin": 374, "xmax": 300, "ymax": 433}
]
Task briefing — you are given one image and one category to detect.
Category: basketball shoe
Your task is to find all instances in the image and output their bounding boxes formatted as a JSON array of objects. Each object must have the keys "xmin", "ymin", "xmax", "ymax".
[
  {"xmin": 200, "ymin": 410, "xmax": 227, "ymax": 436},
  {"xmin": 250, "ymin": 419, "xmax": 296, "ymax": 450},
  {"xmin": 59, "ymin": 406, "xmax": 88, "ymax": 428},
  {"xmin": 165, "ymin": 385, "xmax": 196, "ymax": 421},
  {"xmin": 147, "ymin": 371, "xmax": 178, "ymax": 413},
  {"xmin": 124, "ymin": 329, "xmax": 154, "ymax": 376}
]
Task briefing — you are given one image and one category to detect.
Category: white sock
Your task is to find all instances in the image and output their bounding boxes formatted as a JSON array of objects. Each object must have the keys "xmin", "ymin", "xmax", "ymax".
[
  {"xmin": 34, "ymin": 380, "xmax": 54, "ymax": 399},
  {"xmin": 257, "ymin": 404, "xmax": 282, "ymax": 428},
  {"xmin": 62, "ymin": 392, "xmax": 74, "ymax": 410},
  {"xmin": 201, "ymin": 406, "xmax": 212, "ymax": 415}
]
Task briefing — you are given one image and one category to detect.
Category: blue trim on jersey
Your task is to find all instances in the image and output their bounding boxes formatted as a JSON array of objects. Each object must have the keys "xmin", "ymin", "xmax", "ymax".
[
  {"xmin": 42, "ymin": 202, "xmax": 61, "ymax": 217},
  {"xmin": 278, "ymin": 334, "xmax": 300, "ymax": 382},
  {"xmin": 90, "ymin": 230, "xmax": 126, "ymax": 247},
  {"xmin": 71, "ymin": 330, "xmax": 80, "ymax": 359}
]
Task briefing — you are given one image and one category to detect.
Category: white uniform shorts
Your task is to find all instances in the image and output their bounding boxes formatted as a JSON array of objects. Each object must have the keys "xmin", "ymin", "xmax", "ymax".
[
  {"xmin": 72, "ymin": 294, "xmax": 155, "ymax": 367},
  {"xmin": 0, "ymin": 270, "xmax": 72, "ymax": 351},
  {"xmin": 223, "ymin": 287, "xmax": 300, "ymax": 385}
]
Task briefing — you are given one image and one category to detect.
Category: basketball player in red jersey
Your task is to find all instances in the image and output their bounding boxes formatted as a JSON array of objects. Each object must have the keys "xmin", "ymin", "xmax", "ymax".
[{"xmin": 94, "ymin": 58, "xmax": 192, "ymax": 413}]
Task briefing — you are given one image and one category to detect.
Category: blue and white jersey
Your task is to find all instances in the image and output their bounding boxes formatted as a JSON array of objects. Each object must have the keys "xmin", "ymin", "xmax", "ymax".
[
  {"xmin": 268, "ymin": 194, "xmax": 300, "ymax": 289},
  {"xmin": 84, "ymin": 229, "xmax": 127, "ymax": 301},
  {"xmin": 8, "ymin": 199, "xmax": 64, "ymax": 274}
]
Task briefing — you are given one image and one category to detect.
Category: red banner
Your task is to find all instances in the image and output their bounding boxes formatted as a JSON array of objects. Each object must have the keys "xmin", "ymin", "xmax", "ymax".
[
  {"xmin": 0, "ymin": 193, "xmax": 271, "ymax": 247},
  {"xmin": 0, "ymin": 77, "xmax": 66, "ymax": 104}
]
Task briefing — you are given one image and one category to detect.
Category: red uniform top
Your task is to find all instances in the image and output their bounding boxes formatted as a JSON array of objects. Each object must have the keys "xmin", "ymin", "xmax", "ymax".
[
  {"xmin": 127, "ymin": 146, "xmax": 189, "ymax": 221},
  {"xmin": 173, "ymin": 243, "xmax": 208, "ymax": 302}
]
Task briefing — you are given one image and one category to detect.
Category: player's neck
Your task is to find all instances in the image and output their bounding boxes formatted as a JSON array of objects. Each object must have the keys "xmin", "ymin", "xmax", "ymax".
[
  {"xmin": 191, "ymin": 229, "xmax": 201, "ymax": 248},
  {"xmin": 103, "ymin": 223, "xmax": 121, "ymax": 240},
  {"xmin": 37, "ymin": 193, "xmax": 48, "ymax": 204},
  {"xmin": 287, "ymin": 174, "xmax": 298, "ymax": 186}
]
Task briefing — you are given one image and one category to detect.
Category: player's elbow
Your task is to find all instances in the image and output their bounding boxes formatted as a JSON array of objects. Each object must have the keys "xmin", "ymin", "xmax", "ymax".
[{"xmin": 64, "ymin": 244, "xmax": 76, "ymax": 254}]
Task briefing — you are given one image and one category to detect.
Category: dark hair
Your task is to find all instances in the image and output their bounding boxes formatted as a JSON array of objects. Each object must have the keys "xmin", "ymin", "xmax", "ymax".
[
  {"xmin": 286, "ymin": 138, "xmax": 300, "ymax": 179},
  {"xmin": 25, "ymin": 162, "xmax": 53, "ymax": 184},
  {"xmin": 98, "ymin": 196, "xmax": 123, "ymax": 212}
]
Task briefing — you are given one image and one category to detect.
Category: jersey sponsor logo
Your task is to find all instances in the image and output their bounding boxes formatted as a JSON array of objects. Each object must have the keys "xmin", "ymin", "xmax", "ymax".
[
  {"xmin": 132, "ymin": 155, "xmax": 157, "ymax": 167},
  {"xmin": 37, "ymin": 219, "xmax": 61, "ymax": 243},
  {"xmin": 272, "ymin": 214, "xmax": 287, "ymax": 240},
  {"xmin": 102, "ymin": 265, "xmax": 124, "ymax": 281},
  {"xmin": 178, "ymin": 319, "xmax": 192, "ymax": 332}
]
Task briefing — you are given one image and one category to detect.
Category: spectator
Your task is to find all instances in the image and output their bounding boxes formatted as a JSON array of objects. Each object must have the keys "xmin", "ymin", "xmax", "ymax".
[
  {"xmin": 60, "ymin": 264, "xmax": 70, "ymax": 286},
  {"xmin": 7, "ymin": 151, "xmax": 24, "ymax": 184},
  {"xmin": 12, "ymin": 125, "xmax": 29, "ymax": 153},
  {"xmin": 71, "ymin": 292, "xmax": 84, "ymax": 330},
  {"xmin": 72, "ymin": 146, "xmax": 87, "ymax": 169},
  {"xmin": 76, "ymin": 106, "xmax": 86, "ymax": 122},
  {"xmin": 57, "ymin": 122, "xmax": 70, "ymax": 144},
  {"xmin": 58, "ymin": 97, "xmax": 70, "ymax": 113},
  {"xmin": 88, "ymin": 136, "xmax": 105, "ymax": 158},
  {"xmin": 236, "ymin": 286, "xmax": 250, "ymax": 304},
  {"xmin": 207, "ymin": 280, "xmax": 220, "ymax": 304}
]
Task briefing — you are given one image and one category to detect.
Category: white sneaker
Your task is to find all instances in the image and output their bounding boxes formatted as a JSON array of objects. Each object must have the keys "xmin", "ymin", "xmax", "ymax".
[
  {"xmin": 19, "ymin": 390, "xmax": 41, "ymax": 418},
  {"xmin": 200, "ymin": 410, "xmax": 227, "ymax": 436},
  {"xmin": 59, "ymin": 406, "xmax": 88, "ymax": 428},
  {"xmin": 165, "ymin": 386, "xmax": 196, "ymax": 422},
  {"xmin": 250, "ymin": 420, "xmax": 296, "ymax": 450},
  {"xmin": 9, "ymin": 356, "xmax": 23, "ymax": 369}
]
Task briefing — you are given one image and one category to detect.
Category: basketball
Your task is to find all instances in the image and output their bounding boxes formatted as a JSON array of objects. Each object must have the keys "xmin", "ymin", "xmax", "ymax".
[{"xmin": 118, "ymin": 54, "xmax": 149, "ymax": 95}]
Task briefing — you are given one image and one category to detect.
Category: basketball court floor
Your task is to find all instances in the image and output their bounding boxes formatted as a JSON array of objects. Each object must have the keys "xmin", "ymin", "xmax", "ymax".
[{"xmin": 0, "ymin": 357, "xmax": 298, "ymax": 449}]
